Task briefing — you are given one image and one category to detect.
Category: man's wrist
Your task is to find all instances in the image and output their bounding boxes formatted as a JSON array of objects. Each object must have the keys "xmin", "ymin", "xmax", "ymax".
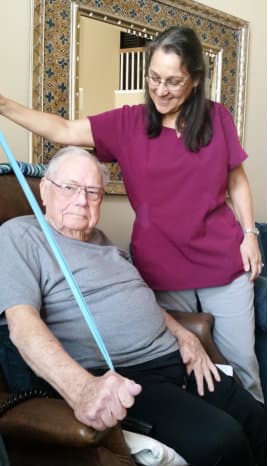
[{"xmin": 173, "ymin": 325, "xmax": 189, "ymax": 342}]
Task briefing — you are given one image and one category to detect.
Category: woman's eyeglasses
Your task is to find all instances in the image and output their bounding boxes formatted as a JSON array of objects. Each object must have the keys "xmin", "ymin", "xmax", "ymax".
[{"xmin": 146, "ymin": 73, "xmax": 190, "ymax": 92}]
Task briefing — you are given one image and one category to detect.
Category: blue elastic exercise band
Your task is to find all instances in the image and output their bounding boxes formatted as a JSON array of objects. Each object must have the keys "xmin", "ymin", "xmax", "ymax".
[{"xmin": 0, "ymin": 132, "xmax": 114, "ymax": 371}]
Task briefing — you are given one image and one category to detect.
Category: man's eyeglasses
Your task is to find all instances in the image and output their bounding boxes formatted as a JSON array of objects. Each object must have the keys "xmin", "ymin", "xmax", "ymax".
[
  {"xmin": 46, "ymin": 178, "xmax": 104, "ymax": 201},
  {"xmin": 146, "ymin": 73, "xmax": 190, "ymax": 92}
]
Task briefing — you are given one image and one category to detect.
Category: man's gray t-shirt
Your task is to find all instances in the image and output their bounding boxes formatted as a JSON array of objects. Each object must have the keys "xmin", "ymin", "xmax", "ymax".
[{"xmin": 0, "ymin": 216, "xmax": 178, "ymax": 369}]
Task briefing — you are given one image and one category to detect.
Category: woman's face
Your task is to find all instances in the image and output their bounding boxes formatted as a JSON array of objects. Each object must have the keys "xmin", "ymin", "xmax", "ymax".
[{"xmin": 147, "ymin": 48, "xmax": 197, "ymax": 120}]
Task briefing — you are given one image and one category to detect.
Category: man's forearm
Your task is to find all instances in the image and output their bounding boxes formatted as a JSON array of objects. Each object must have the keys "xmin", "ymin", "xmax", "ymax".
[
  {"xmin": 6, "ymin": 305, "xmax": 142, "ymax": 431},
  {"xmin": 6, "ymin": 305, "xmax": 92, "ymax": 409},
  {"xmin": 161, "ymin": 307, "xmax": 187, "ymax": 341}
]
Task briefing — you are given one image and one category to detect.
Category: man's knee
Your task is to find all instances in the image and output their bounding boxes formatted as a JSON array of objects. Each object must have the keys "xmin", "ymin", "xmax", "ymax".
[{"xmin": 197, "ymin": 418, "xmax": 253, "ymax": 466}]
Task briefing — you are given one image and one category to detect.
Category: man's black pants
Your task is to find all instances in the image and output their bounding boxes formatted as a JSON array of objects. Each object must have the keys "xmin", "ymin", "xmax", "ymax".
[
  {"xmin": 0, "ymin": 326, "xmax": 266, "ymax": 466},
  {"xmin": 117, "ymin": 351, "xmax": 266, "ymax": 466}
]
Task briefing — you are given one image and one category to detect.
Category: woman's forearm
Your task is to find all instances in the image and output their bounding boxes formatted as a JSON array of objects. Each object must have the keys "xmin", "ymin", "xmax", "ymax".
[
  {"xmin": 227, "ymin": 164, "xmax": 255, "ymax": 230},
  {"xmin": 228, "ymin": 164, "xmax": 262, "ymax": 278},
  {"xmin": 0, "ymin": 94, "xmax": 93, "ymax": 146}
]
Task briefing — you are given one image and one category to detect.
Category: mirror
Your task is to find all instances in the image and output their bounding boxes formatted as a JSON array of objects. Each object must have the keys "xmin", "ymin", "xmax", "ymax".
[
  {"xmin": 77, "ymin": 17, "xmax": 221, "ymax": 117},
  {"xmin": 32, "ymin": 0, "xmax": 249, "ymax": 194}
]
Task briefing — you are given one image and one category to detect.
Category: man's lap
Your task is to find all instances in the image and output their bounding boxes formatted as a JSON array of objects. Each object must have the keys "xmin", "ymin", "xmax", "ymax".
[
  {"xmin": 118, "ymin": 355, "xmax": 265, "ymax": 466},
  {"xmin": 0, "ymin": 326, "xmax": 265, "ymax": 465}
]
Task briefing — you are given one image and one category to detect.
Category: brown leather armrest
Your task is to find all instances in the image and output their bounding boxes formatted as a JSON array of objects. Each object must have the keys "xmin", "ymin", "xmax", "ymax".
[
  {"xmin": 168, "ymin": 310, "xmax": 227, "ymax": 364},
  {"xmin": 0, "ymin": 396, "xmax": 136, "ymax": 466},
  {"xmin": 0, "ymin": 174, "xmax": 43, "ymax": 224},
  {"xmin": 169, "ymin": 310, "xmax": 214, "ymax": 339},
  {"xmin": 0, "ymin": 397, "xmax": 104, "ymax": 447}
]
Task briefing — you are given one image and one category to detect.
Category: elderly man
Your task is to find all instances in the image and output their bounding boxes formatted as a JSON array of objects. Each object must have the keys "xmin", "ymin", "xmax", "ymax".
[{"xmin": 0, "ymin": 147, "xmax": 265, "ymax": 466}]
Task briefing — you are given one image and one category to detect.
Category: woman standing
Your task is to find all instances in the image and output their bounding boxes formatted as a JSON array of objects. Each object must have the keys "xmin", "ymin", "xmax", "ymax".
[{"xmin": 0, "ymin": 26, "xmax": 263, "ymax": 401}]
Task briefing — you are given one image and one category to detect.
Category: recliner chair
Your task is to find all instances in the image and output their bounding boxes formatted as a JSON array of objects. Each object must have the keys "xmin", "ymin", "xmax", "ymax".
[{"xmin": 0, "ymin": 171, "xmax": 226, "ymax": 466}]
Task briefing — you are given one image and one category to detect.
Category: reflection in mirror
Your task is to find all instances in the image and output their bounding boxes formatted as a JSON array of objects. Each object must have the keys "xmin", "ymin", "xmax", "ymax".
[
  {"xmin": 78, "ymin": 17, "xmax": 221, "ymax": 119},
  {"xmin": 78, "ymin": 18, "xmax": 125, "ymax": 117}
]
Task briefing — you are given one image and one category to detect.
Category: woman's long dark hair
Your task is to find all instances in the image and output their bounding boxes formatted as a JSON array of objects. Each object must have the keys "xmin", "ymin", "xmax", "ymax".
[{"xmin": 145, "ymin": 26, "xmax": 213, "ymax": 152}]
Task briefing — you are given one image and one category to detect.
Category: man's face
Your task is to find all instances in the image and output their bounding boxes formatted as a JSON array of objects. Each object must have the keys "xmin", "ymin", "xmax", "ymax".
[{"xmin": 40, "ymin": 155, "xmax": 104, "ymax": 240}]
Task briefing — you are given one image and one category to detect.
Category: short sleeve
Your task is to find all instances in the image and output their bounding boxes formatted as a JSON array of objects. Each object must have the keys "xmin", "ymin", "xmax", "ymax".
[
  {"xmin": 89, "ymin": 105, "xmax": 146, "ymax": 163},
  {"xmin": 0, "ymin": 221, "xmax": 42, "ymax": 314},
  {"xmin": 218, "ymin": 103, "xmax": 248, "ymax": 170}
]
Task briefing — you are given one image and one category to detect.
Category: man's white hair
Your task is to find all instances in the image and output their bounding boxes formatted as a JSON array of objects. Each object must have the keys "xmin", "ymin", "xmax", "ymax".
[{"xmin": 44, "ymin": 146, "xmax": 109, "ymax": 185}]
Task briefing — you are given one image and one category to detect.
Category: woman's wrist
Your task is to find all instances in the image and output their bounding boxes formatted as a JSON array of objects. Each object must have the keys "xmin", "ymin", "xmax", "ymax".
[{"xmin": 243, "ymin": 226, "xmax": 259, "ymax": 236}]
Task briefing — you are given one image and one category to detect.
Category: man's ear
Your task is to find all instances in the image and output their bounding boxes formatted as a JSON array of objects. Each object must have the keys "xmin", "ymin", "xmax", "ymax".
[{"xmin": 39, "ymin": 177, "xmax": 47, "ymax": 206}]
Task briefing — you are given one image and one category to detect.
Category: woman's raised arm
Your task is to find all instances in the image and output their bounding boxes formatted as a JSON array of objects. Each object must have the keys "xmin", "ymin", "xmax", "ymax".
[{"xmin": 0, "ymin": 94, "xmax": 94, "ymax": 147}]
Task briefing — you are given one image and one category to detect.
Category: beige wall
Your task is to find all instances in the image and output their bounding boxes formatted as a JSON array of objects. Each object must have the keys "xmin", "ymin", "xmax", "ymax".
[
  {"xmin": 0, "ymin": 0, "xmax": 32, "ymax": 162},
  {"xmin": 79, "ymin": 19, "xmax": 145, "ymax": 115},
  {"xmin": 196, "ymin": 0, "xmax": 267, "ymax": 223},
  {"xmin": 79, "ymin": 18, "xmax": 120, "ymax": 116},
  {"xmin": 0, "ymin": 0, "xmax": 266, "ymax": 249}
]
